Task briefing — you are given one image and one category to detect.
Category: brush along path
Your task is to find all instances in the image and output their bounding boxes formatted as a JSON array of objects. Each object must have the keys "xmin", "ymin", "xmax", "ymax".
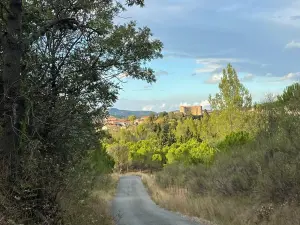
[{"xmin": 112, "ymin": 175, "xmax": 202, "ymax": 225}]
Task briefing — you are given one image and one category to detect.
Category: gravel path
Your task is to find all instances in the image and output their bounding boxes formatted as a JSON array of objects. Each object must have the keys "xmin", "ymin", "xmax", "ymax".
[{"xmin": 112, "ymin": 175, "xmax": 203, "ymax": 225}]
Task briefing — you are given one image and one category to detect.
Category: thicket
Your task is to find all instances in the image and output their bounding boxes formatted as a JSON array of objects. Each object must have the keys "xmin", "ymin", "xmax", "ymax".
[{"xmin": 154, "ymin": 83, "xmax": 300, "ymax": 219}]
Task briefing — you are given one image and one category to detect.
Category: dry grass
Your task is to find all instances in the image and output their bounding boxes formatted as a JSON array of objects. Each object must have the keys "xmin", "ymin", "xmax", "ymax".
[
  {"xmin": 141, "ymin": 173, "xmax": 300, "ymax": 225},
  {"xmin": 61, "ymin": 173, "xmax": 119, "ymax": 225}
]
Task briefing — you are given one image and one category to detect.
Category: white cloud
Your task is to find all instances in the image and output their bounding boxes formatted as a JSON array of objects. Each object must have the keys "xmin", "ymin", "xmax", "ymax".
[
  {"xmin": 196, "ymin": 63, "xmax": 222, "ymax": 73},
  {"xmin": 195, "ymin": 58, "xmax": 242, "ymax": 74},
  {"xmin": 200, "ymin": 100, "xmax": 210, "ymax": 109},
  {"xmin": 160, "ymin": 103, "xmax": 166, "ymax": 109},
  {"xmin": 241, "ymin": 73, "xmax": 254, "ymax": 82},
  {"xmin": 285, "ymin": 40, "xmax": 300, "ymax": 49},
  {"xmin": 179, "ymin": 100, "xmax": 210, "ymax": 109},
  {"xmin": 180, "ymin": 102, "xmax": 191, "ymax": 106},
  {"xmin": 281, "ymin": 72, "xmax": 300, "ymax": 81},
  {"xmin": 205, "ymin": 72, "xmax": 223, "ymax": 84},
  {"xmin": 142, "ymin": 105, "xmax": 154, "ymax": 111}
]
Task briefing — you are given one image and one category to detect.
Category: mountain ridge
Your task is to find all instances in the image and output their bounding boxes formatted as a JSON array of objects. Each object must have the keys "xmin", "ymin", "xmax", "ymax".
[{"xmin": 108, "ymin": 108, "xmax": 157, "ymax": 118}]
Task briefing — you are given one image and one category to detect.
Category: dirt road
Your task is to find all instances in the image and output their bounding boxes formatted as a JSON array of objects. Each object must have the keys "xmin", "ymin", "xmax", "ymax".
[{"xmin": 112, "ymin": 175, "xmax": 202, "ymax": 225}]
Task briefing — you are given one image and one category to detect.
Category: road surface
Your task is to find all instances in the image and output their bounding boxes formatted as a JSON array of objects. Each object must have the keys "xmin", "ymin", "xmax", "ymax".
[{"xmin": 112, "ymin": 175, "xmax": 202, "ymax": 225}]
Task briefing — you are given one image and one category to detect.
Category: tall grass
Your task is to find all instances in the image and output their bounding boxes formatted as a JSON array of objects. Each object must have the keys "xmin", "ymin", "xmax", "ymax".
[{"xmin": 60, "ymin": 174, "xmax": 118, "ymax": 225}]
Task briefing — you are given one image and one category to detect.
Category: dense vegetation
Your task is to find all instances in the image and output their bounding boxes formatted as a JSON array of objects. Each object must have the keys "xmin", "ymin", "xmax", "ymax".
[
  {"xmin": 107, "ymin": 64, "xmax": 259, "ymax": 172},
  {"xmin": 0, "ymin": 0, "xmax": 162, "ymax": 224},
  {"xmin": 107, "ymin": 65, "xmax": 300, "ymax": 224}
]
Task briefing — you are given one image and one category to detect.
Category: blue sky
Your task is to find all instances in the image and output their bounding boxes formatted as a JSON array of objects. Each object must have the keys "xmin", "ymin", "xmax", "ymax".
[{"xmin": 113, "ymin": 0, "xmax": 300, "ymax": 112}]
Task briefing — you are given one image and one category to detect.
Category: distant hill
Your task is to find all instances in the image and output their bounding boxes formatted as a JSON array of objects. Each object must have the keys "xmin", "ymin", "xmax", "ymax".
[{"xmin": 108, "ymin": 108, "xmax": 156, "ymax": 118}]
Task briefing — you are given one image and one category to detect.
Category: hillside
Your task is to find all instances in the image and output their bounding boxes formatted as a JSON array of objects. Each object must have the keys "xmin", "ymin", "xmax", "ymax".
[{"xmin": 109, "ymin": 108, "xmax": 156, "ymax": 118}]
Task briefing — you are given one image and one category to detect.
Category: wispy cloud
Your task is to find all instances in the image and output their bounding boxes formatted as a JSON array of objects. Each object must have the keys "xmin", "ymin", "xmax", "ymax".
[
  {"xmin": 196, "ymin": 58, "xmax": 242, "ymax": 74},
  {"xmin": 263, "ymin": 2, "xmax": 300, "ymax": 27},
  {"xmin": 290, "ymin": 15, "xmax": 300, "ymax": 20},
  {"xmin": 142, "ymin": 105, "xmax": 154, "ymax": 111},
  {"xmin": 241, "ymin": 73, "xmax": 255, "ymax": 82},
  {"xmin": 163, "ymin": 52, "xmax": 195, "ymax": 59},
  {"xmin": 205, "ymin": 72, "xmax": 223, "ymax": 84},
  {"xmin": 155, "ymin": 70, "xmax": 169, "ymax": 76},
  {"xmin": 285, "ymin": 40, "xmax": 300, "ymax": 49}
]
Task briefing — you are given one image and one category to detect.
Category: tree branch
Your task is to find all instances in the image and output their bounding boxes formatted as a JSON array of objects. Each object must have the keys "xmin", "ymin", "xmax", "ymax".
[
  {"xmin": 25, "ymin": 18, "xmax": 104, "ymax": 48},
  {"xmin": 29, "ymin": 18, "xmax": 79, "ymax": 45},
  {"xmin": 0, "ymin": 2, "xmax": 10, "ymax": 14}
]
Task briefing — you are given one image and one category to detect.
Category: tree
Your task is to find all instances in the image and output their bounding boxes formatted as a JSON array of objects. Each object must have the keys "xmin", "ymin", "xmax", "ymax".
[
  {"xmin": 128, "ymin": 115, "xmax": 137, "ymax": 124},
  {"xmin": 147, "ymin": 112, "xmax": 156, "ymax": 123},
  {"xmin": 277, "ymin": 83, "xmax": 300, "ymax": 111},
  {"xmin": 107, "ymin": 143, "xmax": 130, "ymax": 173},
  {"xmin": 1, "ymin": 0, "xmax": 23, "ymax": 183},
  {"xmin": 0, "ymin": 0, "xmax": 163, "ymax": 223},
  {"xmin": 209, "ymin": 64, "xmax": 252, "ymax": 132},
  {"xmin": 165, "ymin": 139, "xmax": 215, "ymax": 165},
  {"xmin": 209, "ymin": 64, "xmax": 252, "ymax": 111},
  {"xmin": 159, "ymin": 111, "xmax": 168, "ymax": 118}
]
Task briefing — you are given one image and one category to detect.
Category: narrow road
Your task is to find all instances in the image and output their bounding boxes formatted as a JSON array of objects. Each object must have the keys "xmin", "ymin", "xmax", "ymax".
[{"xmin": 112, "ymin": 175, "xmax": 202, "ymax": 225}]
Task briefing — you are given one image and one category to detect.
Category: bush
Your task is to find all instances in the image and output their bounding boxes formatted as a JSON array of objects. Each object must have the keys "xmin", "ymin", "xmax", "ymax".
[
  {"xmin": 217, "ymin": 131, "xmax": 251, "ymax": 151},
  {"xmin": 165, "ymin": 139, "xmax": 216, "ymax": 165},
  {"xmin": 155, "ymin": 163, "xmax": 189, "ymax": 188}
]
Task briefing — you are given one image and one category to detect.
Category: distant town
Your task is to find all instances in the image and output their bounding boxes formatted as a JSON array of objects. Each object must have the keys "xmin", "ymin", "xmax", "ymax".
[{"xmin": 102, "ymin": 105, "xmax": 212, "ymax": 130}]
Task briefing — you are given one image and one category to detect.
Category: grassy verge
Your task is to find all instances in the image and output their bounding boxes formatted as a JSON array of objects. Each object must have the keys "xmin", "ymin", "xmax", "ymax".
[
  {"xmin": 141, "ymin": 173, "xmax": 300, "ymax": 225},
  {"xmin": 60, "ymin": 173, "xmax": 119, "ymax": 225}
]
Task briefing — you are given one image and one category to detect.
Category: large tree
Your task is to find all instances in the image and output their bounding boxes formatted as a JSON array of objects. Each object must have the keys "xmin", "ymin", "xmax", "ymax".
[
  {"xmin": 209, "ymin": 64, "xmax": 252, "ymax": 111},
  {"xmin": 209, "ymin": 64, "xmax": 252, "ymax": 132},
  {"xmin": 0, "ymin": 0, "xmax": 162, "ymax": 223}
]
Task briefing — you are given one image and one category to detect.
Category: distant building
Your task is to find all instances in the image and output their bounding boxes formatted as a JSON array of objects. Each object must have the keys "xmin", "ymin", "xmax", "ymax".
[
  {"xmin": 180, "ymin": 105, "xmax": 203, "ymax": 116},
  {"xmin": 104, "ymin": 116, "xmax": 130, "ymax": 128},
  {"xmin": 140, "ymin": 116, "xmax": 149, "ymax": 121}
]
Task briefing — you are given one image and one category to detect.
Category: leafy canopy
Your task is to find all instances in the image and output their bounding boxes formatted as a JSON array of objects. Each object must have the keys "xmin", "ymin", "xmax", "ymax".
[{"xmin": 209, "ymin": 64, "xmax": 252, "ymax": 110}]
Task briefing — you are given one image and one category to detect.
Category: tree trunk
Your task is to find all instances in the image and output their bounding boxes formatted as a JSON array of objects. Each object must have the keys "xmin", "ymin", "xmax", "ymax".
[{"xmin": 1, "ymin": 0, "xmax": 23, "ymax": 180}]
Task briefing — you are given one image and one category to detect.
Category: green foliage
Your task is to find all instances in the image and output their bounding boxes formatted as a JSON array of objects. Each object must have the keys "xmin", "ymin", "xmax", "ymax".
[
  {"xmin": 128, "ymin": 115, "xmax": 137, "ymax": 123},
  {"xmin": 165, "ymin": 139, "xmax": 216, "ymax": 165},
  {"xmin": 217, "ymin": 131, "xmax": 252, "ymax": 151},
  {"xmin": 277, "ymin": 82, "xmax": 300, "ymax": 111},
  {"xmin": 156, "ymin": 108, "xmax": 300, "ymax": 207},
  {"xmin": 107, "ymin": 70, "xmax": 258, "ymax": 171},
  {"xmin": 209, "ymin": 64, "xmax": 252, "ymax": 110},
  {"xmin": 0, "ymin": 0, "xmax": 163, "ymax": 223},
  {"xmin": 107, "ymin": 143, "xmax": 129, "ymax": 172},
  {"xmin": 128, "ymin": 139, "xmax": 165, "ymax": 170}
]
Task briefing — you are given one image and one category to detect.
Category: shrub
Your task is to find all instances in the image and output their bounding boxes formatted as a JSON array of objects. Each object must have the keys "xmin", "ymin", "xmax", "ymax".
[
  {"xmin": 165, "ymin": 139, "xmax": 216, "ymax": 165},
  {"xmin": 217, "ymin": 131, "xmax": 251, "ymax": 151}
]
